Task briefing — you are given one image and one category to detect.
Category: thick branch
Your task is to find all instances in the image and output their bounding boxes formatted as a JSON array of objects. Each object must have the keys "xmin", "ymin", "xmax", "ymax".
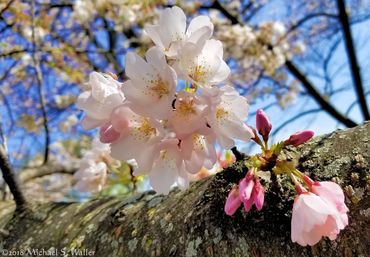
[
  {"xmin": 1, "ymin": 123, "xmax": 369, "ymax": 256},
  {"xmin": 0, "ymin": 146, "xmax": 27, "ymax": 210},
  {"xmin": 285, "ymin": 60, "xmax": 357, "ymax": 127},
  {"xmin": 336, "ymin": 0, "xmax": 370, "ymax": 120}
]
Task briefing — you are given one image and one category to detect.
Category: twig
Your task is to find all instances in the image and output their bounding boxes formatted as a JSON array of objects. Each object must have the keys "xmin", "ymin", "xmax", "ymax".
[
  {"xmin": 285, "ymin": 61, "xmax": 357, "ymax": 128},
  {"xmin": 231, "ymin": 147, "xmax": 244, "ymax": 161},
  {"xmin": 0, "ymin": 0, "xmax": 15, "ymax": 16},
  {"xmin": 337, "ymin": 0, "xmax": 370, "ymax": 120}
]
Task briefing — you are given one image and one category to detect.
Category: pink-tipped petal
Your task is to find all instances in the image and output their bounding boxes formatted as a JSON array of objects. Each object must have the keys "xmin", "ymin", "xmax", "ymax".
[
  {"xmin": 254, "ymin": 180, "xmax": 265, "ymax": 211},
  {"xmin": 224, "ymin": 187, "xmax": 242, "ymax": 216},
  {"xmin": 239, "ymin": 177, "xmax": 254, "ymax": 201},
  {"xmin": 311, "ymin": 181, "xmax": 349, "ymax": 228},
  {"xmin": 243, "ymin": 195, "xmax": 255, "ymax": 212}
]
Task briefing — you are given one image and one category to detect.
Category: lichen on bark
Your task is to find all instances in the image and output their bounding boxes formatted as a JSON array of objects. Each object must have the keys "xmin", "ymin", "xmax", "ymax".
[{"xmin": 0, "ymin": 122, "xmax": 369, "ymax": 257}]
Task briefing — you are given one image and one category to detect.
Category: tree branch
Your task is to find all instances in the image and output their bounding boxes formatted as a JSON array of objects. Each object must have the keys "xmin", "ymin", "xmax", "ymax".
[
  {"xmin": 208, "ymin": 0, "xmax": 241, "ymax": 25},
  {"xmin": 0, "ymin": 146, "xmax": 27, "ymax": 211},
  {"xmin": 285, "ymin": 60, "xmax": 357, "ymax": 127},
  {"xmin": 31, "ymin": 0, "xmax": 50, "ymax": 164},
  {"xmin": 336, "ymin": 0, "xmax": 370, "ymax": 120}
]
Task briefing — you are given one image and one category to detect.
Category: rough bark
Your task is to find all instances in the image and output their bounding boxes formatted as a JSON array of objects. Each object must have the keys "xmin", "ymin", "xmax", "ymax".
[{"xmin": 0, "ymin": 122, "xmax": 370, "ymax": 257}]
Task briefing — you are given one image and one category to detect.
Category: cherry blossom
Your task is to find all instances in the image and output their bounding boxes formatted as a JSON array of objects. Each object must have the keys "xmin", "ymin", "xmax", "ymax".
[
  {"xmin": 205, "ymin": 86, "xmax": 253, "ymax": 149},
  {"xmin": 144, "ymin": 6, "xmax": 213, "ymax": 58},
  {"xmin": 77, "ymin": 6, "xmax": 251, "ymax": 195},
  {"xmin": 175, "ymin": 39, "xmax": 230, "ymax": 87},
  {"xmin": 109, "ymin": 104, "xmax": 164, "ymax": 173},
  {"xmin": 169, "ymin": 91, "xmax": 208, "ymax": 138},
  {"xmin": 181, "ymin": 132, "xmax": 217, "ymax": 174},
  {"xmin": 291, "ymin": 192, "xmax": 348, "ymax": 246},
  {"xmin": 73, "ymin": 139, "xmax": 118, "ymax": 193},
  {"xmin": 76, "ymin": 72, "xmax": 124, "ymax": 130},
  {"xmin": 74, "ymin": 161, "xmax": 108, "ymax": 193},
  {"xmin": 123, "ymin": 47, "xmax": 177, "ymax": 119},
  {"xmin": 148, "ymin": 139, "xmax": 187, "ymax": 194}
]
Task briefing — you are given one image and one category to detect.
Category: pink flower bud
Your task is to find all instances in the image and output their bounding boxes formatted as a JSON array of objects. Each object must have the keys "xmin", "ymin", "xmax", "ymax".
[
  {"xmin": 239, "ymin": 170, "xmax": 265, "ymax": 212},
  {"xmin": 285, "ymin": 130, "xmax": 314, "ymax": 147},
  {"xmin": 224, "ymin": 187, "xmax": 242, "ymax": 216},
  {"xmin": 99, "ymin": 122, "xmax": 120, "ymax": 143},
  {"xmin": 256, "ymin": 109, "xmax": 272, "ymax": 141}
]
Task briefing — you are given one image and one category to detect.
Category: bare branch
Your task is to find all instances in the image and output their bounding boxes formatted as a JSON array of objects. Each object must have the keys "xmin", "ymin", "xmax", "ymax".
[
  {"xmin": 0, "ymin": 0, "xmax": 15, "ymax": 16},
  {"xmin": 285, "ymin": 60, "xmax": 357, "ymax": 127},
  {"xmin": 337, "ymin": 0, "xmax": 370, "ymax": 120}
]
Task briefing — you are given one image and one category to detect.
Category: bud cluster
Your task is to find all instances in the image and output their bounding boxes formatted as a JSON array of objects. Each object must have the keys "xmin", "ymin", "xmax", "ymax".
[{"xmin": 224, "ymin": 109, "xmax": 348, "ymax": 246}]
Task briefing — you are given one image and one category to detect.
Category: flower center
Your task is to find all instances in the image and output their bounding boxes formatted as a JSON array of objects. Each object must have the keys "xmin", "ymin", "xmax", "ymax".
[
  {"xmin": 149, "ymin": 78, "xmax": 169, "ymax": 99},
  {"xmin": 216, "ymin": 107, "xmax": 229, "ymax": 121},
  {"xmin": 189, "ymin": 65, "xmax": 207, "ymax": 83},
  {"xmin": 176, "ymin": 98, "xmax": 196, "ymax": 118},
  {"xmin": 134, "ymin": 118, "xmax": 156, "ymax": 140}
]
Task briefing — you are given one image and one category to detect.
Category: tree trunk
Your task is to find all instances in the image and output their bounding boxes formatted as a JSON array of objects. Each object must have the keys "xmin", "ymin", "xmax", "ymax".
[{"xmin": 1, "ymin": 122, "xmax": 369, "ymax": 257}]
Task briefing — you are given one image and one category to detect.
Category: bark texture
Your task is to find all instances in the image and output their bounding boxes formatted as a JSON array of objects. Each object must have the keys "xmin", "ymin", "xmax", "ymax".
[{"xmin": 0, "ymin": 122, "xmax": 370, "ymax": 257}]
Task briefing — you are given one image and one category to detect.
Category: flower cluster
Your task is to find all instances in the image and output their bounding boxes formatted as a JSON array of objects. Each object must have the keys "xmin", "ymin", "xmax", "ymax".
[
  {"xmin": 224, "ymin": 109, "xmax": 348, "ymax": 246},
  {"xmin": 77, "ymin": 6, "xmax": 253, "ymax": 194},
  {"xmin": 216, "ymin": 21, "xmax": 305, "ymax": 84}
]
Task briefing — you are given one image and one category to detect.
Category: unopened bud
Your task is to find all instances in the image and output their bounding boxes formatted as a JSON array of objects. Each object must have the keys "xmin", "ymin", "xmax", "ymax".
[
  {"xmin": 256, "ymin": 109, "xmax": 272, "ymax": 142},
  {"xmin": 285, "ymin": 130, "xmax": 314, "ymax": 147}
]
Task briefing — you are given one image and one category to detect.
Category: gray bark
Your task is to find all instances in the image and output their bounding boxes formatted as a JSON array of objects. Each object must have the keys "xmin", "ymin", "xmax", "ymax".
[{"xmin": 0, "ymin": 122, "xmax": 369, "ymax": 257}]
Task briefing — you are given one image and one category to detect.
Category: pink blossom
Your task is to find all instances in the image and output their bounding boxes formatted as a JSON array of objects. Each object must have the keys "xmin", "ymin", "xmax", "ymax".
[
  {"xmin": 311, "ymin": 181, "xmax": 349, "ymax": 228},
  {"xmin": 285, "ymin": 130, "xmax": 314, "ymax": 147},
  {"xmin": 256, "ymin": 109, "xmax": 272, "ymax": 141},
  {"xmin": 291, "ymin": 191, "xmax": 348, "ymax": 246},
  {"xmin": 224, "ymin": 186, "xmax": 242, "ymax": 216},
  {"xmin": 239, "ymin": 170, "xmax": 265, "ymax": 211}
]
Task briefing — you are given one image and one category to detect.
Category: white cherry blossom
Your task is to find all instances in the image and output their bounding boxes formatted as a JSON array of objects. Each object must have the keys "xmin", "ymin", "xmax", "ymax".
[
  {"xmin": 175, "ymin": 39, "xmax": 230, "ymax": 87},
  {"xmin": 109, "ymin": 104, "xmax": 164, "ymax": 173},
  {"xmin": 73, "ymin": 139, "xmax": 118, "ymax": 193},
  {"xmin": 149, "ymin": 139, "xmax": 186, "ymax": 194},
  {"xmin": 144, "ymin": 6, "xmax": 213, "ymax": 58},
  {"xmin": 205, "ymin": 86, "xmax": 253, "ymax": 148},
  {"xmin": 169, "ymin": 91, "xmax": 207, "ymax": 139},
  {"xmin": 181, "ymin": 131, "xmax": 217, "ymax": 174},
  {"xmin": 123, "ymin": 47, "xmax": 177, "ymax": 119},
  {"xmin": 76, "ymin": 72, "xmax": 124, "ymax": 129}
]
